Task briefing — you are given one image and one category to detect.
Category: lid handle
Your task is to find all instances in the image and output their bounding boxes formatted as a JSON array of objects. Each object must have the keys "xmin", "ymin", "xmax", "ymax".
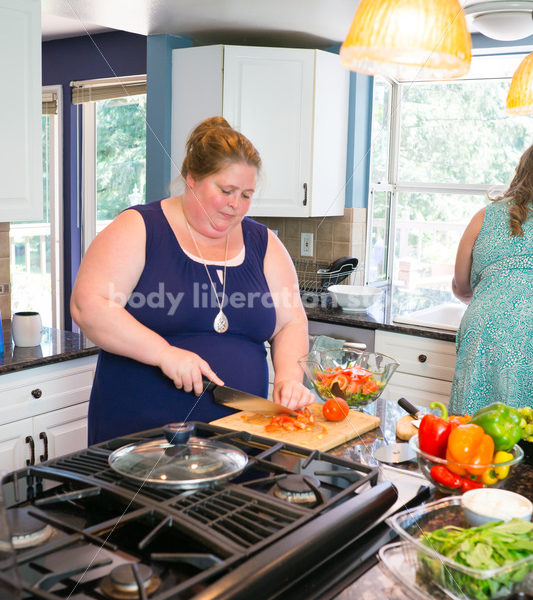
[{"xmin": 163, "ymin": 423, "xmax": 194, "ymax": 445}]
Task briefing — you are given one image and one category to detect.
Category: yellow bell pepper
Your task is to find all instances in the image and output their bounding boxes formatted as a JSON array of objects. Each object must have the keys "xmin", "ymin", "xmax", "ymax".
[
  {"xmin": 493, "ymin": 450, "xmax": 513, "ymax": 479},
  {"xmin": 481, "ymin": 450, "xmax": 513, "ymax": 485},
  {"xmin": 481, "ymin": 468, "xmax": 498, "ymax": 485}
]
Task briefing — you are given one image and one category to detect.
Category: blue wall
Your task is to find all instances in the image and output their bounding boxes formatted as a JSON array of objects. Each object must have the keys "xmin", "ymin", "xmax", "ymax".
[
  {"xmin": 146, "ymin": 35, "xmax": 192, "ymax": 203},
  {"xmin": 42, "ymin": 31, "xmax": 147, "ymax": 329}
]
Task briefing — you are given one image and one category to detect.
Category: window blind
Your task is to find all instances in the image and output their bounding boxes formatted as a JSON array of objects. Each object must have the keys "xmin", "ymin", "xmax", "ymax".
[
  {"xmin": 70, "ymin": 75, "xmax": 147, "ymax": 104},
  {"xmin": 42, "ymin": 91, "xmax": 58, "ymax": 115}
]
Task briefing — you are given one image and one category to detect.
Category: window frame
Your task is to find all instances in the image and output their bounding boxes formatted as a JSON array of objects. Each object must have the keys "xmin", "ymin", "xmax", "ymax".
[
  {"xmin": 364, "ymin": 55, "xmax": 524, "ymax": 287},
  {"xmin": 79, "ymin": 76, "xmax": 147, "ymax": 256},
  {"xmin": 47, "ymin": 84, "xmax": 64, "ymax": 330},
  {"xmin": 10, "ymin": 84, "xmax": 64, "ymax": 328},
  {"xmin": 81, "ymin": 101, "xmax": 97, "ymax": 255}
]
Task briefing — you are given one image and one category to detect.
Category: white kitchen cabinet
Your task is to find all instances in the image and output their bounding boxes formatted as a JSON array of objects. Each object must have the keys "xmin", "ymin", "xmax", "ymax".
[
  {"xmin": 0, "ymin": 0, "xmax": 42, "ymax": 221},
  {"xmin": 0, "ymin": 355, "xmax": 97, "ymax": 472},
  {"xmin": 375, "ymin": 330, "xmax": 456, "ymax": 408},
  {"xmin": 171, "ymin": 45, "xmax": 349, "ymax": 218}
]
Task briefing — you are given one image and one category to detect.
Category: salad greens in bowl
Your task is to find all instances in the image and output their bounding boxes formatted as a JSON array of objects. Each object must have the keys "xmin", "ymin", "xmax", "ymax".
[
  {"xmin": 387, "ymin": 497, "xmax": 533, "ymax": 600},
  {"xmin": 299, "ymin": 347, "xmax": 398, "ymax": 408}
]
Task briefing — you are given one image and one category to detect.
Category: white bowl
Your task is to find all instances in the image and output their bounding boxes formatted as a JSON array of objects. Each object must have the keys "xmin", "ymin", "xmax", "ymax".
[
  {"xmin": 328, "ymin": 285, "xmax": 383, "ymax": 313},
  {"xmin": 461, "ymin": 488, "xmax": 533, "ymax": 527}
]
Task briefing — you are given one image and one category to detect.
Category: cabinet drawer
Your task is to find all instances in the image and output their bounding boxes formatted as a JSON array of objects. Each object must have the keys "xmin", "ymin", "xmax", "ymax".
[
  {"xmin": 387, "ymin": 372, "xmax": 452, "ymax": 408},
  {"xmin": 375, "ymin": 331, "xmax": 456, "ymax": 381},
  {"xmin": 0, "ymin": 356, "xmax": 97, "ymax": 425}
]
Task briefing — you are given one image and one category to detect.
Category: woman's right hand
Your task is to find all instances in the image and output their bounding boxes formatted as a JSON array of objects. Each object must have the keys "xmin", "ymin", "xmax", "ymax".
[{"xmin": 157, "ymin": 346, "xmax": 224, "ymax": 396}]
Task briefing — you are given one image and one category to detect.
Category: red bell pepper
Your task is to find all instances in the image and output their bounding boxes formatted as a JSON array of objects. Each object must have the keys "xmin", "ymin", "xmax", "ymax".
[
  {"xmin": 430, "ymin": 465, "xmax": 462, "ymax": 489},
  {"xmin": 460, "ymin": 477, "xmax": 483, "ymax": 492},
  {"xmin": 418, "ymin": 402, "xmax": 451, "ymax": 458}
]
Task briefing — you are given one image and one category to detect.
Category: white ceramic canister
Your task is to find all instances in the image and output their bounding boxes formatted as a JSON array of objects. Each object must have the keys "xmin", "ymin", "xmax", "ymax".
[{"xmin": 11, "ymin": 311, "xmax": 42, "ymax": 347}]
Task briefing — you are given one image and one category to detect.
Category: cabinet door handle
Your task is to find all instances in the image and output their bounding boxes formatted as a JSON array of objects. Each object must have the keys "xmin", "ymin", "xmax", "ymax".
[
  {"xmin": 343, "ymin": 342, "xmax": 367, "ymax": 351},
  {"xmin": 39, "ymin": 432, "xmax": 49, "ymax": 462},
  {"xmin": 25, "ymin": 435, "xmax": 35, "ymax": 466},
  {"xmin": 303, "ymin": 182, "xmax": 308, "ymax": 206},
  {"xmin": 31, "ymin": 388, "xmax": 42, "ymax": 399},
  {"xmin": 418, "ymin": 354, "xmax": 428, "ymax": 363}
]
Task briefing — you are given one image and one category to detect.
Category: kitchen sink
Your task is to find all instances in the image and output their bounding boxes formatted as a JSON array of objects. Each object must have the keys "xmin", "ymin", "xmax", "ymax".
[{"xmin": 393, "ymin": 302, "xmax": 466, "ymax": 332}]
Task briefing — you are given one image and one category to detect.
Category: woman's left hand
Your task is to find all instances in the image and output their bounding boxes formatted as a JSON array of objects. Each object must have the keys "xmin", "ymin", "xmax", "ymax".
[{"xmin": 273, "ymin": 380, "xmax": 315, "ymax": 411}]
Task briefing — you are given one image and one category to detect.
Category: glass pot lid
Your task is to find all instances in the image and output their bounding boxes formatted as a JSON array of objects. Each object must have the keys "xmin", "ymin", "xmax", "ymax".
[{"xmin": 108, "ymin": 425, "xmax": 248, "ymax": 490}]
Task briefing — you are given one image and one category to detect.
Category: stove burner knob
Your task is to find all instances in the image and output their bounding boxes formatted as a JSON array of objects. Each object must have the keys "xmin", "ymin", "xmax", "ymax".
[
  {"xmin": 163, "ymin": 423, "xmax": 194, "ymax": 445},
  {"xmin": 31, "ymin": 388, "xmax": 42, "ymax": 399}
]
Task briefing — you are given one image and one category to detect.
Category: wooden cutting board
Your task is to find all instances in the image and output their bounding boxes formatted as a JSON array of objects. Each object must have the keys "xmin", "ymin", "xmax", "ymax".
[{"xmin": 210, "ymin": 402, "xmax": 380, "ymax": 452}]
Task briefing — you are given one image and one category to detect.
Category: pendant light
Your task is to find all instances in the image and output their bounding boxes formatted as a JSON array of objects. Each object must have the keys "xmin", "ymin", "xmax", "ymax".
[
  {"xmin": 506, "ymin": 52, "xmax": 533, "ymax": 114},
  {"xmin": 340, "ymin": 0, "xmax": 472, "ymax": 81}
]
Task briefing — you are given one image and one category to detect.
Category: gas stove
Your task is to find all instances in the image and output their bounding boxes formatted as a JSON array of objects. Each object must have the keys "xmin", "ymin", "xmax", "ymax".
[{"xmin": 1, "ymin": 422, "xmax": 428, "ymax": 600}]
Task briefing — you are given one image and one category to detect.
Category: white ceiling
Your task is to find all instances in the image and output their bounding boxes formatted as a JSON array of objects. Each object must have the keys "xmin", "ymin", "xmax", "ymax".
[
  {"xmin": 41, "ymin": 0, "xmax": 361, "ymax": 46},
  {"xmin": 41, "ymin": 0, "xmax": 521, "ymax": 46}
]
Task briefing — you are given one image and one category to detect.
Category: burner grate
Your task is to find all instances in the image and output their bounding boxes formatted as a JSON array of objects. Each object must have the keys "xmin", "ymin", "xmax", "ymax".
[
  {"xmin": 169, "ymin": 487, "xmax": 308, "ymax": 549},
  {"xmin": 42, "ymin": 450, "xmax": 178, "ymax": 503}
]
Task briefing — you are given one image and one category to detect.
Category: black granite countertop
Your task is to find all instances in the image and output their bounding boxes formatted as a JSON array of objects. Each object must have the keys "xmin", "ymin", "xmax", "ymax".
[
  {"xmin": 330, "ymin": 396, "xmax": 533, "ymax": 600},
  {"xmin": 0, "ymin": 319, "xmax": 98, "ymax": 375},
  {"xmin": 304, "ymin": 285, "xmax": 459, "ymax": 342}
]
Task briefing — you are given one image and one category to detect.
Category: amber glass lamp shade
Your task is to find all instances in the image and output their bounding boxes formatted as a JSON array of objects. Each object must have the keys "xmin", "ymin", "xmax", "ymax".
[
  {"xmin": 506, "ymin": 52, "xmax": 533, "ymax": 115},
  {"xmin": 340, "ymin": 0, "xmax": 472, "ymax": 81}
]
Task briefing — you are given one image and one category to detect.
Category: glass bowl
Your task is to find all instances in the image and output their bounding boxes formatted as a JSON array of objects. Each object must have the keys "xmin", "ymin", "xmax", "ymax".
[
  {"xmin": 518, "ymin": 438, "xmax": 533, "ymax": 465},
  {"xmin": 409, "ymin": 435, "xmax": 524, "ymax": 494},
  {"xmin": 299, "ymin": 347, "xmax": 399, "ymax": 408}
]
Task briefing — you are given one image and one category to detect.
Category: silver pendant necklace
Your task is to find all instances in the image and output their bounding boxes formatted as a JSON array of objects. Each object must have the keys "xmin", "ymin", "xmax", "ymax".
[{"xmin": 185, "ymin": 219, "xmax": 229, "ymax": 334}]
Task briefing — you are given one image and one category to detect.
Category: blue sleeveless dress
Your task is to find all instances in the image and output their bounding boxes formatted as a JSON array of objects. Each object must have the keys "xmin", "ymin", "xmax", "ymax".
[
  {"xmin": 88, "ymin": 201, "xmax": 277, "ymax": 444},
  {"xmin": 449, "ymin": 200, "xmax": 533, "ymax": 415}
]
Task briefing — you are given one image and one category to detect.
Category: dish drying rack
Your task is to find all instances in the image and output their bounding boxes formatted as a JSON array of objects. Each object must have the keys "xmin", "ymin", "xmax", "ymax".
[{"xmin": 294, "ymin": 258, "xmax": 359, "ymax": 295}]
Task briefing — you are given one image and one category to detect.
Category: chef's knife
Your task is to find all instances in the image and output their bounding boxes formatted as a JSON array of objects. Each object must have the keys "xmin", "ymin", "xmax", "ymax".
[
  {"xmin": 398, "ymin": 397, "xmax": 424, "ymax": 428},
  {"xmin": 202, "ymin": 379, "xmax": 299, "ymax": 416}
]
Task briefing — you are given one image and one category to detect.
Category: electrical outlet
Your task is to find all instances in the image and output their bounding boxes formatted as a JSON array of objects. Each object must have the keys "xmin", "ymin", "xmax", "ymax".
[{"xmin": 301, "ymin": 232, "xmax": 314, "ymax": 257}]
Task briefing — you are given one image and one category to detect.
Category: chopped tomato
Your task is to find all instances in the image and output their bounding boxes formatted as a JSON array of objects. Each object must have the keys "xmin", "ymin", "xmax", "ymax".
[
  {"xmin": 265, "ymin": 407, "xmax": 315, "ymax": 433},
  {"xmin": 329, "ymin": 373, "xmax": 350, "ymax": 391},
  {"xmin": 322, "ymin": 398, "xmax": 350, "ymax": 421},
  {"xmin": 345, "ymin": 380, "xmax": 362, "ymax": 396},
  {"xmin": 312, "ymin": 364, "xmax": 383, "ymax": 407}
]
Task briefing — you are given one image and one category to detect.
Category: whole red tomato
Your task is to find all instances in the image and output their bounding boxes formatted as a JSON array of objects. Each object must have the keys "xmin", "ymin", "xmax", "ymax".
[{"xmin": 322, "ymin": 398, "xmax": 350, "ymax": 421}]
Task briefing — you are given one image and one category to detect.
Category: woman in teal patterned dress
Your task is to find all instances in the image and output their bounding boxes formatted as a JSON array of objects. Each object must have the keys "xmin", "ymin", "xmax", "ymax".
[{"xmin": 449, "ymin": 145, "xmax": 533, "ymax": 415}]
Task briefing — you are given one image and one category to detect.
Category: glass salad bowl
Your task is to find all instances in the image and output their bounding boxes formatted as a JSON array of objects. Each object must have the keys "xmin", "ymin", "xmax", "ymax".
[
  {"xmin": 299, "ymin": 347, "xmax": 399, "ymax": 408},
  {"xmin": 409, "ymin": 435, "xmax": 524, "ymax": 494}
]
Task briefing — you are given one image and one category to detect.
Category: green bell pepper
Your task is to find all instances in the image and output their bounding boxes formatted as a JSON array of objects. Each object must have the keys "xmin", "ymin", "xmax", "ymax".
[{"xmin": 470, "ymin": 402, "xmax": 522, "ymax": 452}]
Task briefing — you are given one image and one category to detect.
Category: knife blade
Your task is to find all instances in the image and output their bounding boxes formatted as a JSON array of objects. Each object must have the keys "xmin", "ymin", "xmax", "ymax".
[{"xmin": 203, "ymin": 379, "xmax": 299, "ymax": 417}]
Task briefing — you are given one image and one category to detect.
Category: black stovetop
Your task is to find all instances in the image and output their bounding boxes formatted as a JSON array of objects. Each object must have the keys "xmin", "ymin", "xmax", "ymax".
[{"xmin": 1, "ymin": 422, "xmax": 428, "ymax": 600}]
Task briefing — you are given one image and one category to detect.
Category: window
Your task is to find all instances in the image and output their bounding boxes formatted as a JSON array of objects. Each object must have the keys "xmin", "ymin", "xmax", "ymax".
[
  {"xmin": 366, "ymin": 54, "xmax": 533, "ymax": 294},
  {"xmin": 10, "ymin": 86, "xmax": 63, "ymax": 328},
  {"xmin": 74, "ymin": 76, "xmax": 147, "ymax": 253}
]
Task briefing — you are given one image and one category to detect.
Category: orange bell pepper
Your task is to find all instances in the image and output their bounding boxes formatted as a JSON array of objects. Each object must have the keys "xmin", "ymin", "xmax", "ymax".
[{"xmin": 445, "ymin": 423, "xmax": 495, "ymax": 476}]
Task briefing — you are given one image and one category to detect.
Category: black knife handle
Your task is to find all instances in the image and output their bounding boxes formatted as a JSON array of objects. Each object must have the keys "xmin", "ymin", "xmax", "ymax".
[
  {"xmin": 202, "ymin": 377, "xmax": 217, "ymax": 393},
  {"xmin": 398, "ymin": 397, "xmax": 422, "ymax": 419}
]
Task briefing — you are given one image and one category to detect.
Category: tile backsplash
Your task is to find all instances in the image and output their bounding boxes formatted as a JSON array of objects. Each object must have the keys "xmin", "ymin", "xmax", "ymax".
[
  {"xmin": 0, "ymin": 223, "xmax": 11, "ymax": 320},
  {"xmin": 254, "ymin": 208, "xmax": 367, "ymax": 286}
]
